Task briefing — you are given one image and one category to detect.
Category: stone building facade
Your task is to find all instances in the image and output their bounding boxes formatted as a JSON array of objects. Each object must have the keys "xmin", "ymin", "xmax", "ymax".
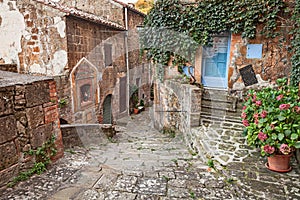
[{"xmin": 0, "ymin": 0, "xmax": 148, "ymax": 124}]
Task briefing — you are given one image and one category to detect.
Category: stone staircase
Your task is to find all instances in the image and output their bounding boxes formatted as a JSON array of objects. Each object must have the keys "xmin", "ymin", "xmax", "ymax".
[
  {"xmin": 187, "ymin": 88, "xmax": 251, "ymax": 165},
  {"xmin": 200, "ymin": 88, "xmax": 243, "ymax": 126}
]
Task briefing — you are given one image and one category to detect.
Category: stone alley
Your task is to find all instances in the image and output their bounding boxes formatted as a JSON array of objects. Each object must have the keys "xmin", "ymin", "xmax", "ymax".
[{"xmin": 1, "ymin": 109, "xmax": 300, "ymax": 200}]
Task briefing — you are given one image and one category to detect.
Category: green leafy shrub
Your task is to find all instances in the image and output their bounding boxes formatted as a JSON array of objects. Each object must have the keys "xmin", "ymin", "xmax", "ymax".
[{"xmin": 242, "ymin": 78, "xmax": 300, "ymax": 156}]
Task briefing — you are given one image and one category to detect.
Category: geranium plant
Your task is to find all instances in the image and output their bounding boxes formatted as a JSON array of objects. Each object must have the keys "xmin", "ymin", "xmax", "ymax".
[{"xmin": 242, "ymin": 78, "xmax": 300, "ymax": 156}]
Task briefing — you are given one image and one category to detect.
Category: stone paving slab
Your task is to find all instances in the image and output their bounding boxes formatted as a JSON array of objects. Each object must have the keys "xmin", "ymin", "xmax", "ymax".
[{"xmin": 1, "ymin": 110, "xmax": 300, "ymax": 199}]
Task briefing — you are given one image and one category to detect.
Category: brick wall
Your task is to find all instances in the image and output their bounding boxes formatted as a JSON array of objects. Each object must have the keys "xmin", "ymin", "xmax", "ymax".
[
  {"xmin": 0, "ymin": 71, "xmax": 63, "ymax": 188},
  {"xmin": 59, "ymin": 0, "xmax": 124, "ymax": 26},
  {"xmin": 66, "ymin": 16, "xmax": 127, "ymax": 123},
  {"xmin": 66, "ymin": 16, "xmax": 125, "ymax": 73},
  {"xmin": 126, "ymin": 9, "xmax": 152, "ymax": 107}
]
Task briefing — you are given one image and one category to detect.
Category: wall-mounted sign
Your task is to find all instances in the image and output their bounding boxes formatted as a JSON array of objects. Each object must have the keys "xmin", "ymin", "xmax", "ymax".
[
  {"xmin": 246, "ymin": 44, "xmax": 263, "ymax": 59},
  {"xmin": 239, "ymin": 64, "xmax": 258, "ymax": 86}
]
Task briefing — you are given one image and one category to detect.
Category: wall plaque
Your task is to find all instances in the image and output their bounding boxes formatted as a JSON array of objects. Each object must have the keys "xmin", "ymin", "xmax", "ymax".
[{"xmin": 239, "ymin": 64, "xmax": 258, "ymax": 86}]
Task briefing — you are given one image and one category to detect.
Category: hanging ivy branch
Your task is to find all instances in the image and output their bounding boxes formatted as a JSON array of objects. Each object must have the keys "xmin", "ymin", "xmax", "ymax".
[
  {"xmin": 140, "ymin": 0, "xmax": 286, "ymax": 66},
  {"xmin": 290, "ymin": 0, "xmax": 300, "ymax": 86}
]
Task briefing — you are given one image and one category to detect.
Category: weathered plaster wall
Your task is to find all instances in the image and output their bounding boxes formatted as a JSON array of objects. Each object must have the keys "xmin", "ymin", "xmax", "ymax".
[
  {"xmin": 0, "ymin": 0, "xmax": 26, "ymax": 66},
  {"xmin": 0, "ymin": 0, "xmax": 68, "ymax": 76},
  {"xmin": 0, "ymin": 71, "xmax": 63, "ymax": 188},
  {"xmin": 228, "ymin": 28, "xmax": 292, "ymax": 90}
]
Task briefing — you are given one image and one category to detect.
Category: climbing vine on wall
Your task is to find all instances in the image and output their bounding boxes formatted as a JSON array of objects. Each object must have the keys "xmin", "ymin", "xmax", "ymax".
[
  {"xmin": 140, "ymin": 0, "xmax": 286, "ymax": 66},
  {"xmin": 290, "ymin": 0, "xmax": 300, "ymax": 86}
]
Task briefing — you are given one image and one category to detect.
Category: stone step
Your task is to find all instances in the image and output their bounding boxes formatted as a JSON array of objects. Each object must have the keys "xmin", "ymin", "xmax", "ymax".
[
  {"xmin": 201, "ymin": 100, "xmax": 237, "ymax": 112},
  {"xmin": 202, "ymin": 88, "xmax": 229, "ymax": 97},
  {"xmin": 200, "ymin": 113, "xmax": 242, "ymax": 125},
  {"xmin": 200, "ymin": 107, "xmax": 242, "ymax": 117}
]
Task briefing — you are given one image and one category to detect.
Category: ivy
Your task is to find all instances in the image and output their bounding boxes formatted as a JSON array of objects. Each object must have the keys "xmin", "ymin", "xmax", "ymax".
[
  {"xmin": 290, "ymin": 0, "xmax": 300, "ymax": 86},
  {"xmin": 7, "ymin": 135, "xmax": 57, "ymax": 187},
  {"xmin": 141, "ymin": 0, "xmax": 286, "ymax": 66}
]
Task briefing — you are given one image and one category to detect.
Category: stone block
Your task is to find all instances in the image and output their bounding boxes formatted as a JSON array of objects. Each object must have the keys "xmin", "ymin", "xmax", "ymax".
[
  {"xmin": 0, "ymin": 164, "xmax": 19, "ymax": 187},
  {"xmin": 26, "ymin": 106, "xmax": 44, "ymax": 129},
  {"xmin": 0, "ymin": 115, "xmax": 17, "ymax": 144},
  {"xmin": 25, "ymin": 82, "xmax": 50, "ymax": 107},
  {"xmin": 0, "ymin": 141, "xmax": 19, "ymax": 171},
  {"xmin": 0, "ymin": 86, "xmax": 14, "ymax": 117},
  {"xmin": 30, "ymin": 124, "xmax": 53, "ymax": 149},
  {"xmin": 190, "ymin": 113, "xmax": 201, "ymax": 127}
]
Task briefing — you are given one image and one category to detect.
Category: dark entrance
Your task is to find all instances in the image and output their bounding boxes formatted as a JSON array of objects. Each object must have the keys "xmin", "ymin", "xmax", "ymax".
[{"xmin": 103, "ymin": 95, "xmax": 112, "ymax": 124}]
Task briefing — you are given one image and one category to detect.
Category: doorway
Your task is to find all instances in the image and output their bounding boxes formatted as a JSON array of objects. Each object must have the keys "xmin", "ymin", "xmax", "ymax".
[
  {"xmin": 201, "ymin": 34, "xmax": 230, "ymax": 88},
  {"xmin": 103, "ymin": 95, "xmax": 112, "ymax": 124}
]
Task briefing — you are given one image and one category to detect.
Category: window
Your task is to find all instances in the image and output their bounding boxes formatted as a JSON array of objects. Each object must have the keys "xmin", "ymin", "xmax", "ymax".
[
  {"xmin": 80, "ymin": 84, "xmax": 91, "ymax": 103},
  {"xmin": 104, "ymin": 43, "xmax": 112, "ymax": 67}
]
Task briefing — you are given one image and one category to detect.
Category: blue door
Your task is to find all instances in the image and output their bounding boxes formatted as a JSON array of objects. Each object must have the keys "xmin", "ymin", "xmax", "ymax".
[{"xmin": 202, "ymin": 35, "xmax": 230, "ymax": 88}]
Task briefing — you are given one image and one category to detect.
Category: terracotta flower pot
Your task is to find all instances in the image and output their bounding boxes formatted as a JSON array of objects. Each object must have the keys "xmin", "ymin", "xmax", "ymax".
[
  {"xmin": 133, "ymin": 108, "xmax": 139, "ymax": 114},
  {"xmin": 266, "ymin": 154, "xmax": 292, "ymax": 173}
]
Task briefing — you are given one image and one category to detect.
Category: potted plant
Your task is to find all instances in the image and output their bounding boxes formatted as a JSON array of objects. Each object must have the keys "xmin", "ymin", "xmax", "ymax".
[
  {"xmin": 133, "ymin": 95, "xmax": 140, "ymax": 114},
  {"xmin": 241, "ymin": 78, "xmax": 300, "ymax": 172},
  {"xmin": 138, "ymin": 99, "xmax": 145, "ymax": 111}
]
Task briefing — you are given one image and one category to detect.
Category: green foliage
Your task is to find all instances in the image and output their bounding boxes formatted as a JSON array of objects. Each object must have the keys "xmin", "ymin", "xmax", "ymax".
[
  {"xmin": 290, "ymin": 0, "xmax": 300, "ymax": 86},
  {"xmin": 141, "ymin": 0, "xmax": 286, "ymax": 66},
  {"xmin": 58, "ymin": 98, "xmax": 68, "ymax": 108},
  {"xmin": 162, "ymin": 126, "xmax": 176, "ymax": 138},
  {"xmin": 207, "ymin": 159, "xmax": 216, "ymax": 170},
  {"xmin": 242, "ymin": 78, "xmax": 300, "ymax": 156},
  {"xmin": 8, "ymin": 135, "xmax": 57, "ymax": 187}
]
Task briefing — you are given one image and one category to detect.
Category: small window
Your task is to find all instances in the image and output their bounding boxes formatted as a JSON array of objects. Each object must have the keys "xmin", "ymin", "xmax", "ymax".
[
  {"xmin": 104, "ymin": 43, "xmax": 112, "ymax": 67},
  {"xmin": 80, "ymin": 84, "xmax": 91, "ymax": 103}
]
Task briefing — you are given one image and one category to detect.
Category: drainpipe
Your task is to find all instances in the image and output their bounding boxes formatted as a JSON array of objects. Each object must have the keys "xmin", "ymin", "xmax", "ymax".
[{"xmin": 125, "ymin": 7, "xmax": 130, "ymax": 116}]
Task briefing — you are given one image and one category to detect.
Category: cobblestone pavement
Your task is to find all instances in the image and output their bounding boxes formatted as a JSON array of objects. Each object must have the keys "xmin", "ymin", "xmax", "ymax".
[{"xmin": 1, "ymin": 109, "xmax": 300, "ymax": 199}]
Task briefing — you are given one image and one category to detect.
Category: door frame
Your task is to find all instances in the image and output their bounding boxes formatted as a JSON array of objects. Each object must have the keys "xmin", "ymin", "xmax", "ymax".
[{"xmin": 200, "ymin": 33, "xmax": 231, "ymax": 89}]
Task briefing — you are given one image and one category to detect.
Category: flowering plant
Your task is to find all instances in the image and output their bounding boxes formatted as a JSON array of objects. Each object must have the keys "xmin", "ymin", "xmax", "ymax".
[{"xmin": 242, "ymin": 78, "xmax": 300, "ymax": 156}]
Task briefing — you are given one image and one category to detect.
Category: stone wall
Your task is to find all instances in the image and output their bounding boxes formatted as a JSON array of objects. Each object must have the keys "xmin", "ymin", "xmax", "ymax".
[
  {"xmin": 126, "ymin": 9, "xmax": 152, "ymax": 107},
  {"xmin": 152, "ymin": 80, "xmax": 202, "ymax": 138},
  {"xmin": 61, "ymin": 124, "xmax": 114, "ymax": 149},
  {"xmin": 0, "ymin": 71, "xmax": 63, "ymax": 188},
  {"xmin": 66, "ymin": 16, "xmax": 127, "ymax": 124},
  {"xmin": 0, "ymin": 64, "xmax": 17, "ymax": 73},
  {"xmin": 228, "ymin": 26, "xmax": 292, "ymax": 90},
  {"xmin": 59, "ymin": 0, "xmax": 124, "ymax": 26},
  {"xmin": 0, "ymin": 0, "xmax": 68, "ymax": 75}
]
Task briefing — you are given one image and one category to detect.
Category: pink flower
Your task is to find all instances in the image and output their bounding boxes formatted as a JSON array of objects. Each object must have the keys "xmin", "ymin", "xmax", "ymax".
[
  {"xmin": 241, "ymin": 112, "xmax": 247, "ymax": 119},
  {"xmin": 258, "ymin": 132, "xmax": 268, "ymax": 141},
  {"xmin": 279, "ymin": 104, "xmax": 290, "ymax": 110},
  {"xmin": 280, "ymin": 144, "xmax": 291, "ymax": 155},
  {"xmin": 254, "ymin": 119, "xmax": 259, "ymax": 125},
  {"xmin": 260, "ymin": 110, "xmax": 267, "ymax": 118},
  {"xmin": 242, "ymin": 106, "xmax": 247, "ymax": 110},
  {"xmin": 270, "ymin": 124, "xmax": 275, "ymax": 130},
  {"xmin": 242, "ymin": 119, "xmax": 249, "ymax": 127},
  {"xmin": 294, "ymin": 106, "xmax": 300, "ymax": 113},
  {"xmin": 276, "ymin": 94, "xmax": 284, "ymax": 101},
  {"xmin": 253, "ymin": 113, "xmax": 259, "ymax": 119},
  {"xmin": 255, "ymin": 100, "xmax": 262, "ymax": 106},
  {"xmin": 264, "ymin": 145, "xmax": 275, "ymax": 154},
  {"xmin": 252, "ymin": 94, "xmax": 257, "ymax": 102}
]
